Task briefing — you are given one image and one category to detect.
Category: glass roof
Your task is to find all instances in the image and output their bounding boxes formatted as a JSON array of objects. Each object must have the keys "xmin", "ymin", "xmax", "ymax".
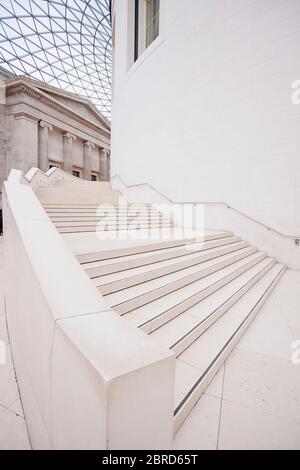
[{"xmin": 0, "ymin": 0, "xmax": 112, "ymax": 118}]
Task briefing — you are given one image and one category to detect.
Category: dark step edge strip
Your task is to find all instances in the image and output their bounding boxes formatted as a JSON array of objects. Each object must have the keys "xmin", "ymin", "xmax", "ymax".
[
  {"xmin": 125, "ymin": 254, "xmax": 265, "ymax": 321},
  {"xmin": 173, "ymin": 264, "xmax": 286, "ymax": 417},
  {"xmin": 77, "ymin": 233, "xmax": 234, "ymax": 265},
  {"xmin": 169, "ymin": 260, "xmax": 274, "ymax": 351},
  {"xmin": 107, "ymin": 249, "xmax": 256, "ymax": 304},
  {"xmin": 78, "ymin": 239, "xmax": 199, "ymax": 264},
  {"xmin": 87, "ymin": 239, "xmax": 245, "ymax": 278},
  {"xmin": 98, "ymin": 247, "xmax": 256, "ymax": 294}
]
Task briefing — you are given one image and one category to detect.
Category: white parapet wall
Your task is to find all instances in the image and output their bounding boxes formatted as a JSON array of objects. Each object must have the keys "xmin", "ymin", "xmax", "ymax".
[
  {"xmin": 112, "ymin": 0, "xmax": 300, "ymax": 238},
  {"xmin": 2, "ymin": 169, "xmax": 174, "ymax": 450},
  {"xmin": 112, "ymin": 175, "xmax": 300, "ymax": 270}
]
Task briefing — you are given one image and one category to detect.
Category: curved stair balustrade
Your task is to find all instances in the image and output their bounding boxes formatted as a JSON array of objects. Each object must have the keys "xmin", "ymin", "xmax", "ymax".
[
  {"xmin": 111, "ymin": 174, "xmax": 300, "ymax": 269},
  {"xmin": 2, "ymin": 168, "xmax": 174, "ymax": 450}
]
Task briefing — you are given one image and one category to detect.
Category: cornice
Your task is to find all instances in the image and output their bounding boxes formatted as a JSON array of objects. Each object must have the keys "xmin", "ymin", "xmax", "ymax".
[{"xmin": 5, "ymin": 79, "xmax": 111, "ymax": 137}]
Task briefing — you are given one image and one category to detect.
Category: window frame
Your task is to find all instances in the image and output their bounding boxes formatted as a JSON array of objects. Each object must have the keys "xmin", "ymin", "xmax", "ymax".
[
  {"xmin": 72, "ymin": 169, "xmax": 81, "ymax": 178},
  {"xmin": 130, "ymin": 0, "xmax": 162, "ymax": 66},
  {"xmin": 145, "ymin": 0, "xmax": 160, "ymax": 48}
]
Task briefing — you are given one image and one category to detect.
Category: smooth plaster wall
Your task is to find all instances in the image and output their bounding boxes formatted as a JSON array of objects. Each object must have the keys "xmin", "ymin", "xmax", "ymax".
[{"xmin": 112, "ymin": 0, "xmax": 300, "ymax": 235}]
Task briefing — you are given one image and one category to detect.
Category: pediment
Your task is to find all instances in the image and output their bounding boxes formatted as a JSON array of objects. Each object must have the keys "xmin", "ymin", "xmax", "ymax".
[
  {"xmin": 35, "ymin": 87, "xmax": 110, "ymax": 130},
  {"xmin": 5, "ymin": 76, "xmax": 110, "ymax": 133}
]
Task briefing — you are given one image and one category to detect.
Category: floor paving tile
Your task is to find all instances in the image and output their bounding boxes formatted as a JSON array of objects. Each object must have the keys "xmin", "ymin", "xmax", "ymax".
[
  {"xmin": 218, "ymin": 400, "xmax": 300, "ymax": 450},
  {"xmin": 173, "ymin": 394, "xmax": 221, "ymax": 450}
]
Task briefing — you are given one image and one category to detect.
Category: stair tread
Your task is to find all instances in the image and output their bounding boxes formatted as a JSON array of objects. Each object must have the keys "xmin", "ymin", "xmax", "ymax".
[
  {"xmin": 92, "ymin": 239, "xmax": 244, "ymax": 288},
  {"xmin": 124, "ymin": 255, "xmax": 272, "ymax": 329},
  {"xmin": 50, "ymin": 216, "xmax": 170, "ymax": 222},
  {"xmin": 57, "ymin": 226, "xmax": 176, "ymax": 233},
  {"xmin": 47, "ymin": 211, "xmax": 165, "ymax": 216},
  {"xmin": 173, "ymin": 262, "xmax": 285, "ymax": 412},
  {"xmin": 54, "ymin": 221, "xmax": 173, "ymax": 228},
  {"xmin": 84, "ymin": 236, "xmax": 241, "ymax": 271},
  {"xmin": 105, "ymin": 247, "xmax": 256, "ymax": 305},
  {"xmin": 117, "ymin": 253, "xmax": 268, "ymax": 316},
  {"xmin": 76, "ymin": 238, "xmax": 198, "ymax": 263},
  {"xmin": 148, "ymin": 257, "xmax": 275, "ymax": 349},
  {"xmin": 43, "ymin": 203, "xmax": 157, "ymax": 207},
  {"xmin": 75, "ymin": 232, "xmax": 233, "ymax": 264}
]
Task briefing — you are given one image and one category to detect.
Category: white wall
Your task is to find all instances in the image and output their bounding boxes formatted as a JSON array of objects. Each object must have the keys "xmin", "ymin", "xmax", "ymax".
[{"xmin": 112, "ymin": 0, "xmax": 300, "ymax": 235}]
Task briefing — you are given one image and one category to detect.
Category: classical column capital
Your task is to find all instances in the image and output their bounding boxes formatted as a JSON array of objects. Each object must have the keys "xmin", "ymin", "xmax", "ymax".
[
  {"xmin": 63, "ymin": 132, "xmax": 76, "ymax": 142},
  {"xmin": 39, "ymin": 120, "xmax": 53, "ymax": 131},
  {"xmin": 101, "ymin": 147, "xmax": 110, "ymax": 156},
  {"xmin": 84, "ymin": 141, "xmax": 95, "ymax": 150}
]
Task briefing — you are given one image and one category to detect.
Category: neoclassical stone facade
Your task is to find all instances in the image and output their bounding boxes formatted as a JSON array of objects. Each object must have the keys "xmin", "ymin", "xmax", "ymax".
[{"xmin": 0, "ymin": 69, "xmax": 111, "ymax": 208}]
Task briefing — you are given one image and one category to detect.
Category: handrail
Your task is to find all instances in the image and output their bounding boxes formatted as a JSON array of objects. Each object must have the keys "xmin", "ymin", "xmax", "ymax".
[{"xmin": 112, "ymin": 174, "xmax": 300, "ymax": 241}]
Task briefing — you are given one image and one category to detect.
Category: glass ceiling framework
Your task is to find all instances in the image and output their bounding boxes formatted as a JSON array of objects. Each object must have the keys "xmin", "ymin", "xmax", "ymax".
[{"xmin": 0, "ymin": 0, "xmax": 112, "ymax": 119}]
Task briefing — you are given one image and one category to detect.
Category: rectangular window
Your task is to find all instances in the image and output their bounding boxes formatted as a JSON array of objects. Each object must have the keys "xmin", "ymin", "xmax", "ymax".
[
  {"xmin": 91, "ymin": 174, "xmax": 97, "ymax": 181},
  {"xmin": 49, "ymin": 161, "xmax": 62, "ymax": 169},
  {"xmin": 133, "ymin": 0, "xmax": 160, "ymax": 62},
  {"xmin": 134, "ymin": 0, "xmax": 139, "ymax": 62},
  {"xmin": 146, "ymin": 0, "xmax": 160, "ymax": 48},
  {"xmin": 72, "ymin": 170, "xmax": 80, "ymax": 178}
]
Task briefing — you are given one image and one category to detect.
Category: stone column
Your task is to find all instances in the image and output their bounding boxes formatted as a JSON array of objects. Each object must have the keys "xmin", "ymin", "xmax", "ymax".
[
  {"xmin": 83, "ymin": 141, "xmax": 95, "ymax": 180},
  {"xmin": 63, "ymin": 132, "xmax": 76, "ymax": 174},
  {"xmin": 13, "ymin": 113, "xmax": 39, "ymax": 172},
  {"xmin": 38, "ymin": 121, "xmax": 53, "ymax": 172},
  {"xmin": 100, "ymin": 148, "xmax": 110, "ymax": 181},
  {"xmin": 107, "ymin": 151, "xmax": 111, "ymax": 181}
]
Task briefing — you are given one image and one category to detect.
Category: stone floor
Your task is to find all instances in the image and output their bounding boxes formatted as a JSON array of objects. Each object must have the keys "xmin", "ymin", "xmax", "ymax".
[
  {"xmin": 0, "ymin": 234, "xmax": 299, "ymax": 450},
  {"xmin": 0, "ymin": 238, "xmax": 31, "ymax": 449}
]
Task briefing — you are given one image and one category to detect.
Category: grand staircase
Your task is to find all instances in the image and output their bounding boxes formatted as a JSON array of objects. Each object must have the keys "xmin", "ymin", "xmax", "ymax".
[
  {"xmin": 77, "ymin": 231, "xmax": 285, "ymax": 432},
  {"xmin": 42, "ymin": 194, "xmax": 285, "ymax": 435},
  {"xmin": 43, "ymin": 202, "xmax": 175, "ymax": 233}
]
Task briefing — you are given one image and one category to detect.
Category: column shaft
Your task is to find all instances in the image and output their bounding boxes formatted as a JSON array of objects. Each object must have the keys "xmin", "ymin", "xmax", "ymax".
[
  {"xmin": 84, "ymin": 141, "xmax": 95, "ymax": 180},
  {"xmin": 63, "ymin": 133, "xmax": 76, "ymax": 174},
  {"xmin": 38, "ymin": 121, "xmax": 53, "ymax": 172},
  {"xmin": 100, "ymin": 149, "xmax": 110, "ymax": 181}
]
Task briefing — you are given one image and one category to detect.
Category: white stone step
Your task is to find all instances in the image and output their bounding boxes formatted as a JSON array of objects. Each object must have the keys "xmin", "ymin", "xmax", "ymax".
[
  {"xmin": 50, "ymin": 216, "xmax": 171, "ymax": 223},
  {"xmin": 56, "ymin": 224, "xmax": 175, "ymax": 234},
  {"xmin": 173, "ymin": 262, "xmax": 286, "ymax": 433},
  {"xmin": 96, "ymin": 243, "xmax": 254, "ymax": 295},
  {"xmin": 149, "ymin": 257, "xmax": 276, "ymax": 355},
  {"xmin": 76, "ymin": 232, "xmax": 233, "ymax": 264},
  {"xmin": 43, "ymin": 203, "xmax": 156, "ymax": 208},
  {"xmin": 47, "ymin": 209, "xmax": 168, "ymax": 215},
  {"xmin": 45, "ymin": 208, "xmax": 164, "ymax": 215},
  {"xmin": 126, "ymin": 254, "xmax": 268, "ymax": 332},
  {"xmin": 115, "ymin": 252, "xmax": 266, "ymax": 317},
  {"xmin": 38, "ymin": 193, "xmax": 122, "ymax": 205},
  {"xmin": 53, "ymin": 220, "xmax": 174, "ymax": 228},
  {"xmin": 49, "ymin": 212, "xmax": 168, "ymax": 217},
  {"xmin": 77, "ymin": 238, "xmax": 197, "ymax": 263},
  {"xmin": 106, "ymin": 247, "xmax": 257, "ymax": 309},
  {"xmin": 84, "ymin": 236, "xmax": 243, "ymax": 277}
]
